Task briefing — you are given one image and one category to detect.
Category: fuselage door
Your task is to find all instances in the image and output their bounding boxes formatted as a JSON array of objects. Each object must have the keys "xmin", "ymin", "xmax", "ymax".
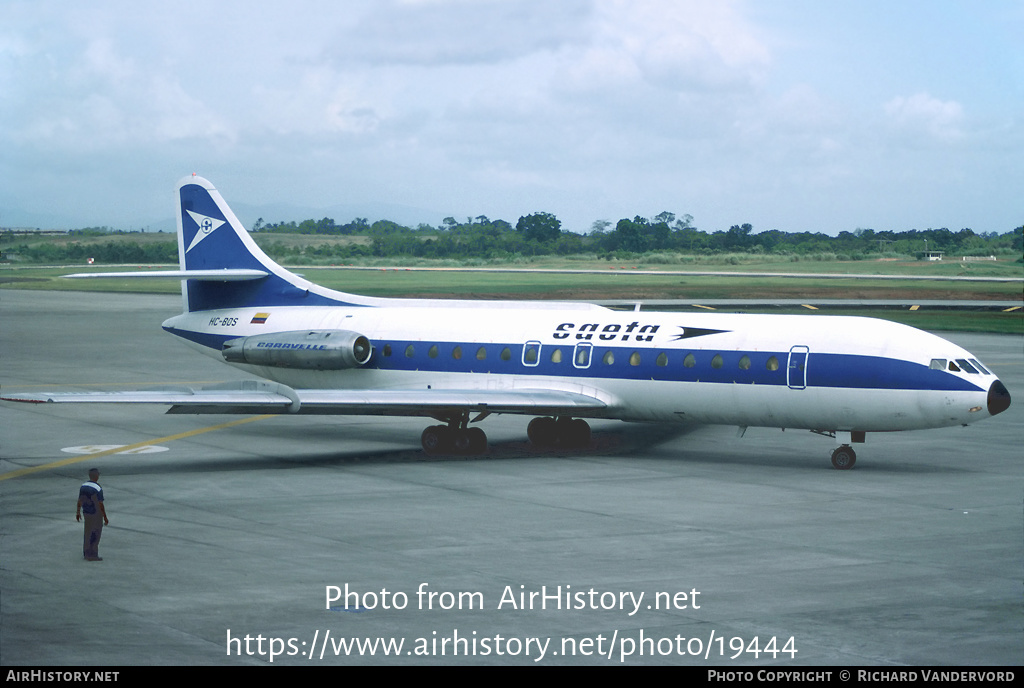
[
  {"xmin": 573, "ymin": 342, "xmax": 593, "ymax": 369},
  {"xmin": 522, "ymin": 340, "xmax": 542, "ymax": 367},
  {"xmin": 787, "ymin": 345, "xmax": 810, "ymax": 390}
]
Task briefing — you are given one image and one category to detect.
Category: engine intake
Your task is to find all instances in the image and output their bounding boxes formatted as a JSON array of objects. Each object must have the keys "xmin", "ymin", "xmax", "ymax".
[{"xmin": 222, "ymin": 330, "xmax": 372, "ymax": 370}]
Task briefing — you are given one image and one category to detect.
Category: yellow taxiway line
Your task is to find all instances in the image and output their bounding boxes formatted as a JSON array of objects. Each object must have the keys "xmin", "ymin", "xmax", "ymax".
[{"xmin": 0, "ymin": 415, "xmax": 273, "ymax": 482}]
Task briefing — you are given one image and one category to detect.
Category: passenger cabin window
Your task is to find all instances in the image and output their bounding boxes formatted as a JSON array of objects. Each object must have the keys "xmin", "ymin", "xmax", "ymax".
[
  {"xmin": 738, "ymin": 355, "xmax": 751, "ymax": 370},
  {"xmin": 711, "ymin": 354, "xmax": 723, "ymax": 369},
  {"xmin": 766, "ymin": 356, "xmax": 779, "ymax": 371},
  {"xmin": 476, "ymin": 347, "xmax": 487, "ymax": 361},
  {"xmin": 656, "ymin": 353, "xmax": 668, "ymax": 367},
  {"xmin": 629, "ymin": 352, "xmax": 641, "ymax": 366},
  {"xmin": 405, "ymin": 345, "xmax": 415, "ymax": 358},
  {"xmin": 428, "ymin": 345, "xmax": 438, "ymax": 358},
  {"xmin": 683, "ymin": 354, "xmax": 696, "ymax": 368},
  {"xmin": 550, "ymin": 348, "xmax": 563, "ymax": 363},
  {"xmin": 603, "ymin": 351, "xmax": 615, "ymax": 365},
  {"xmin": 452, "ymin": 346, "xmax": 462, "ymax": 360},
  {"xmin": 500, "ymin": 347, "xmax": 512, "ymax": 361},
  {"xmin": 383, "ymin": 344, "xmax": 392, "ymax": 357}
]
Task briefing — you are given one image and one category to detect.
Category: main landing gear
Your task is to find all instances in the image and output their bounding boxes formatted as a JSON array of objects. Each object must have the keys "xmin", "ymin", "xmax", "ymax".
[
  {"xmin": 419, "ymin": 415, "xmax": 594, "ymax": 455},
  {"xmin": 527, "ymin": 416, "xmax": 592, "ymax": 449},
  {"xmin": 421, "ymin": 423, "xmax": 487, "ymax": 455}
]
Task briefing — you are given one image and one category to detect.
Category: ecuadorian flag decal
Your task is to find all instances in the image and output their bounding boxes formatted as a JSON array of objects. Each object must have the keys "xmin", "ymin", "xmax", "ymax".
[{"xmin": 251, "ymin": 312, "xmax": 270, "ymax": 324}]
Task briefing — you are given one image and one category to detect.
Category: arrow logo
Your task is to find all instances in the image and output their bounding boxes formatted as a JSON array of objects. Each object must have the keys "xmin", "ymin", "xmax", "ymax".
[
  {"xmin": 671, "ymin": 326, "xmax": 729, "ymax": 340},
  {"xmin": 185, "ymin": 210, "xmax": 226, "ymax": 253}
]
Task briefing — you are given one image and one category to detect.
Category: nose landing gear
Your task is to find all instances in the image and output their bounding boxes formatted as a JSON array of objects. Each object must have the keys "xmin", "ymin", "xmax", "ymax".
[
  {"xmin": 814, "ymin": 430, "xmax": 863, "ymax": 469},
  {"xmin": 830, "ymin": 445, "xmax": 856, "ymax": 470}
]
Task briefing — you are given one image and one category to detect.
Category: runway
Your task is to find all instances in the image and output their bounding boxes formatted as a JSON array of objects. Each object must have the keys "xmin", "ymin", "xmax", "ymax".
[{"xmin": 1, "ymin": 290, "xmax": 1021, "ymax": 665}]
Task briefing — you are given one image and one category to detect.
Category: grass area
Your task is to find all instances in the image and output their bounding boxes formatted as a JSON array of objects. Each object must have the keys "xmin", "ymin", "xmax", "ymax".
[
  {"xmin": 2, "ymin": 264, "xmax": 1020, "ymax": 334},
  {"xmin": 702, "ymin": 307, "xmax": 1022, "ymax": 335},
  {"xmin": 3, "ymin": 263, "xmax": 1021, "ymax": 299},
  {"xmin": 507, "ymin": 254, "xmax": 1020, "ymax": 276},
  {"xmin": 303, "ymin": 266, "xmax": 1023, "ymax": 300},
  {"xmin": 274, "ymin": 252, "xmax": 1024, "ymax": 278}
]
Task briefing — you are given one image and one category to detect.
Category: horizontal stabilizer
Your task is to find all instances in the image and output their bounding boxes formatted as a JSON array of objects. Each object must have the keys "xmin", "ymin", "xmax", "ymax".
[
  {"xmin": 64, "ymin": 269, "xmax": 268, "ymax": 281},
  {"xmin": 1, "ymin": 380, "xmax": 297, "ymax": 409}
]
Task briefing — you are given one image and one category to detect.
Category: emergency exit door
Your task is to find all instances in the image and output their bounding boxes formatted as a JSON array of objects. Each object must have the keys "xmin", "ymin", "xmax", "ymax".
[{"xmin": 787, "ymin": 346, "xmax": 809, "ymax": 390}]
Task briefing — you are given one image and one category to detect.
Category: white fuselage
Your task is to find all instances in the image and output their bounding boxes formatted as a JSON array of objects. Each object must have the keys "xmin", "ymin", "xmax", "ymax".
[{"xmin": 163, "ymin": 303, "xmax": 997, "ymax": 433}]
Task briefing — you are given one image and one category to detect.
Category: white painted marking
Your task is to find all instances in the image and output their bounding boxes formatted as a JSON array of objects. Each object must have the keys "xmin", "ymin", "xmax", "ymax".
[{"xmin": 62, "ymin": 444, "xmax": 169, "ymax": 455}]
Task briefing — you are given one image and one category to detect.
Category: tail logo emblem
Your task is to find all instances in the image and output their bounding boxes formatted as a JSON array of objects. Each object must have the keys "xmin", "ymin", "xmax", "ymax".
[{"xmin": 185, "ymin": 210, "xmax": 226, "ymax": 253}]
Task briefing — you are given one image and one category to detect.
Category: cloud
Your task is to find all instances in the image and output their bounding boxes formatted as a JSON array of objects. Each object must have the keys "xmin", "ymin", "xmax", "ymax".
[
  {"xmin": 1, "ymin": 0, "xmax": 1019, "ymax": 235},
  {"xmin": 330, "ymin": 0, "xmax": 592, "ymax": 66},
  {"xmin": 884, "ymin": 92, "xmax": 965, "ymax": 142},
  {"xmin": 559, "ymin": 0, "xmax": 770, "ymax": 94}
]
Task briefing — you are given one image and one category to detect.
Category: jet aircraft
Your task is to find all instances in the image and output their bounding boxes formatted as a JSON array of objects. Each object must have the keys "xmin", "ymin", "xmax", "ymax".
[{"xmin": 2, "ymin": 176, "xmax": 1011, "ymax": 468}]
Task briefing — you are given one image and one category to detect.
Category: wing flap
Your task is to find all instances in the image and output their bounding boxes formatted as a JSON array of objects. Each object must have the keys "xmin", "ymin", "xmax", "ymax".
[
  {"xmin": 3, "ymin": 383, "xmax": 607, "ymax": 417},
  {"xmin": 1, "ymin": 390, "xmax": 293, "ymax": 404},
  {"xmin": 289, "ymin": 388, "xmax": 607, "ymax": 416}
]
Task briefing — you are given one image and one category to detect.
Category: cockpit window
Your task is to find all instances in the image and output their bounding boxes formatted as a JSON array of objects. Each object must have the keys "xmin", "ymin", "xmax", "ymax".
[
  {"xmin": 969, "ymin": 359, "xmax": 991, "ymax": 375},
  {"xmin": 929, "ymin": 359, "xmax": 946, "ymax": 370},
  {"xmin": 947, "ymin": 361, "xmax": 961, "ymax": 372},
  {"xmin": 955, "ymin": 359, "xmax": 979, "ymax": 374}
]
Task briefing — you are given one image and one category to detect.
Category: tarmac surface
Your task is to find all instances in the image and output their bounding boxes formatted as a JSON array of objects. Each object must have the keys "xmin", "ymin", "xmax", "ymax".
[{"xmin": 1, "ymin": 290, "xmax": 1021, "ymax": 666}]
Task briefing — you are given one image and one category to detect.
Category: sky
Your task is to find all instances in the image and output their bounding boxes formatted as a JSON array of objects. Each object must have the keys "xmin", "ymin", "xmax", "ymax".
[{"xmin": 2, "ymin": 0, "xmax": 1022, "ymax": 236}]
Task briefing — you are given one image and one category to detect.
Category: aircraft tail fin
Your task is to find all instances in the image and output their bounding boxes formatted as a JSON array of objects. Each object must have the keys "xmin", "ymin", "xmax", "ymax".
[{"xmin": 176, "ymin": 175, "xmax": 364, "ymax": 312}]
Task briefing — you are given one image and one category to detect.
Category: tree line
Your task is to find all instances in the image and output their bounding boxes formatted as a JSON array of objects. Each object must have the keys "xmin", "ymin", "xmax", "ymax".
[
  {"xmin": 3, "ymin": 214, "xmax": 1021, "ymax": 264},
  {"xmin": 252, "ymin": 212, "xmax": 1021, "ymax": 261},
  {"xmin": 2, "ymin": 237, "xmax": 177, "ymax": 264}
]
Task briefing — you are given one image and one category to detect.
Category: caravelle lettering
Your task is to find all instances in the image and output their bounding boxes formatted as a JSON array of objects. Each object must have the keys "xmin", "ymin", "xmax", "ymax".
[{"xmin": 255, "ymin": 342, "xmax": 328, "ymax": 350}]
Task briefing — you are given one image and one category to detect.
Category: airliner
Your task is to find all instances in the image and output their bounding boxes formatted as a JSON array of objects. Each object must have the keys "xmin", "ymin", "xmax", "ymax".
[{"xmin": 2, "ymin": 175, "xmax": 1011, "ymax": 469}]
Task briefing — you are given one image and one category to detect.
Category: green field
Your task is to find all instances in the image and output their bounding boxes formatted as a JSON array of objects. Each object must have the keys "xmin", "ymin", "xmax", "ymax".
[
  {"xmin": 2, "ymin": 261, "xmax": 1021, "ymax": 334},
  {"xmin": 4, "ymin": 262, "xmax": 1019, "ymax": 300}
]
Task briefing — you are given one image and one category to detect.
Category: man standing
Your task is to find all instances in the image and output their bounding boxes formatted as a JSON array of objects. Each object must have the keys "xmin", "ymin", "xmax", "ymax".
[{"xmin": 76, "ymin": 468, "xmax": 108, "ymax": 561}]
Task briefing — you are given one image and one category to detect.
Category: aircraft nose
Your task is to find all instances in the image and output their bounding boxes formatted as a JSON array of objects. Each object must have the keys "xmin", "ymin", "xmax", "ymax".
[{"xmin": 988, "ymin": 380, "xmax": 1011, "ymax": 416}]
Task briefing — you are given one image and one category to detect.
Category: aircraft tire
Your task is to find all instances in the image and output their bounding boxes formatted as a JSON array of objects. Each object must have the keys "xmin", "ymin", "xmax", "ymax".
[
  {"xmin": 466, "ymin": 427, "xmax": 487, "ymax": 454},
  {"xmin": 562, "ymin": 418, "xmax": 591, "ymax": 448},
  {"xmin": 453, "ymin": 430, "xmax": 473, "ymax": 454},
  {"xmin": 528, "ymin": 417, "xmax": 558, "ymax": 447},
  {"xmin": 421, "ymin": 425, "xmax": 453, "ymax": 455},
  {"xmin": 830, "ymin": 446, "xmax": 856, "ymax": 470}
]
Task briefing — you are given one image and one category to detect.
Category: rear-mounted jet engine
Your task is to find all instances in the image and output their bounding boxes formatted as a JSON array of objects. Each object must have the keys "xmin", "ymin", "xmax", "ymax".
[{"xmin": 222, "ymin": 330, "xmax": 372, "ymax": 370}]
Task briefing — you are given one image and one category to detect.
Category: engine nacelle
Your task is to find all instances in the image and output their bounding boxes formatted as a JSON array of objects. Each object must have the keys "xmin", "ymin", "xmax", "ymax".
[{"xmin": 222, "ymin": 330, "xmax": 372, "ymax": 370}]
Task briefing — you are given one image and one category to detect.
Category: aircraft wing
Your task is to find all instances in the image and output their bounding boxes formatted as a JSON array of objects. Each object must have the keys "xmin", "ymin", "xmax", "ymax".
[{"xmin": 1, "ymin": 381, "xmax": 609, "ymax": 417}]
